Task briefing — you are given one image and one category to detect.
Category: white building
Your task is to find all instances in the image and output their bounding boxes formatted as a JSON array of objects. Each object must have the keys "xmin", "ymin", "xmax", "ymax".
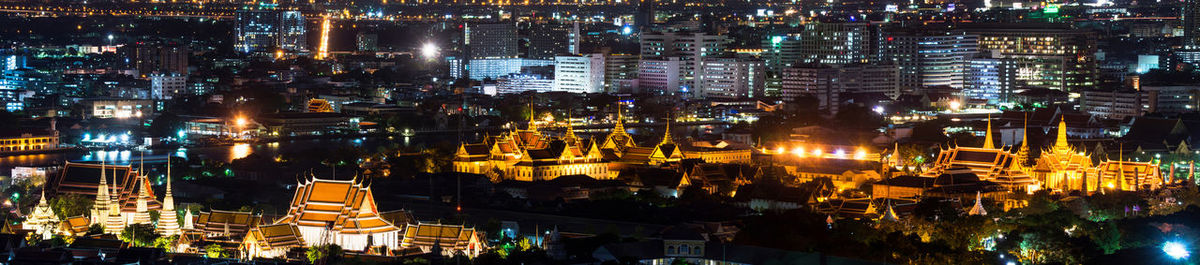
[
  {"xmin": 150, "ymin": 73, "xmax": 187, "ymax": 100},
  {"xmin": 640, "ymin": 31, "xmax": 728, "ymax": 88},
  {"xmin": 638, "ymin": 57, "xmax": 682, "ymax": 95},
  {"xmin": 697, "ymin": 58, "xmax": 765, "ymax": 99},
  {"xmin": 553, "ymin": 54, "xmax": 606, "ymax": 93},
  {"xmin": 497, "ymin": 74, "xmax": 554, "ymax": 94},
  {"xmin": 782, "ymin": 64, "xmax": 899, "ymax": 114}
]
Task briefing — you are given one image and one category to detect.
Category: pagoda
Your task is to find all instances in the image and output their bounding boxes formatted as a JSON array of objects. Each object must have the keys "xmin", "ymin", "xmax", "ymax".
[
  {"xmin": 23, "ymin": 190, "xmax": 60, "ymax": 239},
  {"xmin": 157, "ymin": 157, "xmax": 181, "ymax": 236}
]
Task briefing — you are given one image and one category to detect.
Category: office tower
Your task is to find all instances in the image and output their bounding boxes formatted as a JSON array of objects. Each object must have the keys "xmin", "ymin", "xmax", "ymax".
[
  {"xmin": 467, "ymin": 22, "xmax": 519, "ymax": 59},
  {"xmin": 150, "ymin": 73, "xmax": 187, "ymax": 100},
  {"xmin": 962, "ymin": 23, "xmax": 1097, "ymax": 92},
  {"xmin": 528, "ymin": 23, "xmax": 572, "ymax": 60},
  {"xmin": 796, "ymin": 22, "xmax": 882, "ymax": 65},
  {"xmin": 122, "ymin": 44, "xmax": 189, "ymax": 76},
  {"xmin": 883, "ymin": 29, "xmax": 978, "ymax": 90},
  {"xmin": 553, "ymin": 54, "xmax": 606, "ymax": 93},
  {"xmin": 466, "ymin": 22, "xmax": 520, "ymax": 79},
  {"xmin": 640, "ymin": 31, "xmax": 728, "ymax": 89},
  {"xmin": 697, "ymin": 58, "xmax": 765, "ymax": 99},
  {"xmin": 234, "ymin": 10, "xmax": 307, "ymax": 54},
  {"xmin": 782, "ymin": 64, "xmax": 899, "ymax": 114},
  {"xmin": 357, "ymin": 32, "xmax": 379, "ymax": 52},
  {"xmin": 965, "ymin": 57, "xmax": 1018, "ymax": 103},
  {"xmin": 762, "ymin": 35, "xmax": 803, "ymax": 72},
  {"xmin": 1185, "ymin": 0, "xmax": 1200, "ymax": 48},
  {"xmin": 604, "ymin": 54, "xmax": 640, "ymax": 93},
  {"xmin": 636, "ymin": 0, "xmax": 656, "ymax": 30},
  {"xmin": 638, "ymin": 57, "xmax": 682, "ymax": 95},
  {"xmin": 3, "ymin": 55, "xmax": 26, "ymax": 71}
]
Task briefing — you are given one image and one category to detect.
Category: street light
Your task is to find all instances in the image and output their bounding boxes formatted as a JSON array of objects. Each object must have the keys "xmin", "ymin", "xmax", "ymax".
[{"xmin": 421, "ymin": 42, "xmax": 438, "ymax": 59}]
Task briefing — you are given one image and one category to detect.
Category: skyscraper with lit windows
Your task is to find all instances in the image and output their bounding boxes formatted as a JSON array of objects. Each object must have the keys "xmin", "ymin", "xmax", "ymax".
[{"xmin": 234, "ymin": 10, "xmax": 307, "ymax": 54}]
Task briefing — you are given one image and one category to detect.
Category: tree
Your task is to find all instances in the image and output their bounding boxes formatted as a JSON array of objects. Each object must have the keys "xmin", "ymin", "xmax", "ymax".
[
  {"xmin": 86, "ymin": 224, "xmax": 103, "ymax": 235},
  {"xmin": 49, "ymin": 194, "xmax": 92, "ymax": 220},
  {"xmin": 204, "ymin": 243, "xmax": 225, "ymax": 258},
  {"xmin": 307, "ymin": 244, "xmax": 343, "ymax": 264},
  {"xmin": 119, "ymin": 224, "xmax": 160, "ymax": 247},
  {"xmin": 154, "ymin": 235, "xmax": 179, "ymax": 252}
]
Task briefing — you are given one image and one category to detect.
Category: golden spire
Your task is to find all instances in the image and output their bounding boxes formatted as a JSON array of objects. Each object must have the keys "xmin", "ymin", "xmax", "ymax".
[
  {"xmin": 660, "ymin": 114, "xmax": 674, "ymax": 145},
  {"xmin": 982, "ymin": 114, "xmax": 995, "ymax": 149},
  {"xmin": 613, "ymin": 99, "xmax": 626, "ymax": 133},
  {"xmin": 1056, "ymin": 116, "xmax": 1069, "ymax": 150},
  {"xmin": 527, "ymin": 99, "xmax": 538, "ymax": 131},
  {"xmin": 564, "ymin": 109, "xmax": 577, "ymax": 141}
]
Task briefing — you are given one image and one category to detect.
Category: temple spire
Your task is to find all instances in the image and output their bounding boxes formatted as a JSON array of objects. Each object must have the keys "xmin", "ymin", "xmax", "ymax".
[
  {"xmin": 1055, "ymin": 116, "xmax": 1069, "ymax": 150},
  {"xmin": 158, "ymin": 156, "xmax": 180, "ymax": 236},
  {"xmin": 91, "ymin": 158, "xmax": 111, "ymax": 225},
  {"xmin": 968, "ymin": 191, "xmax": 987, "ymax": 216},
  {"xmin": 1016, "ymin": 113, "xmax": 1030, "ymax": 165},
  {"xmin": 527, "ymin": 99, "xmax": 538, "ymax": 131},
  {"xmin": 880, "ymin": 201, "xmax": 899, "ymax": 221},
  {"xmin": 613, "ymin": 99, "xmax": 626, "ymax": 133},
  {"xmin": 564, "ymin": 109, "xmax": 577, "ymax": 142},
  {"xmin": 982, "ymin": 114, "xmax": 995, "ymax": 149},
  {"xmin": 660, "ymin": 114, "xmax": 673, "ymax": 145}
]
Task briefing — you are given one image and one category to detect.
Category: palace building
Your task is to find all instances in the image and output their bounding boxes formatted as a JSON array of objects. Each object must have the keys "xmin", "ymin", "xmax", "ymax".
[
  {"xmin": 400, "ymin": 222, "xmax": 485, "ymax": 257},
  {"xmin": 454, "ymin": 106, "xmax": 752, "ymax": 182},
  {"xmin": 1032, "ymin": 117, "xmax": 1095, "ymax": 192},
  {"xmin": 1094, "ymin": 159, "xmax": 1162, "ymax": 191},
  {"xmin": 22, "ymin": 191, "xmax": 59, "ymax": 239},
  {"xmin": 922, "ymin": 117, "xmax": 1039, "ymax": 191},
  {"xmin": 243, "ymin": 223, "xmax": 306, "ymax": 259},
  {"xmin": 274, "ymin": 176, "xmax": 402, "ymax": 252}
]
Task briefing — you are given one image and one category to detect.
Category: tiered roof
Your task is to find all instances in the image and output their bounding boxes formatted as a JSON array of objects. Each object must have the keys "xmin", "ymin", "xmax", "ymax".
[
  {"xmin": 54, "ymin": 162, "xmax": 161, "ymax": 212},
  {"xmin": 400, "ymin": 223, "xmax": 483, "ymax": 256},
  {"xmin": 277, "ymin": 177, "xmax": 399, "ymax": 234},
  {"xmin": 245, "ymin": 224, "xmax": 305, "ymax": 252},
  {"xmin": 193, "ymin": 210, "xmax": 262, "ymax": 241}
]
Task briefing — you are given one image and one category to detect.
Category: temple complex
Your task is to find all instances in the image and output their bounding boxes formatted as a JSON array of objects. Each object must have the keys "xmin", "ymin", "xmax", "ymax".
[{"xmin": 274, "ymin": 176, "xmax": 402, "ymax": 251}]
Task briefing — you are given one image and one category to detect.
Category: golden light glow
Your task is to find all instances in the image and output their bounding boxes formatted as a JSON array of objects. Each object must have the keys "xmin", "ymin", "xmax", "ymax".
[
  {"xmin": 316, "ymin": 15, "xmax": 331, "ymax": 60},
  {"xmin": 855, "ymin": 149, "xmax": 867, "ymax": 160},
  {"xmin": 231, "ymin": 143, "xmax": 251, "ymax": 160},
  {"xmin": 792, "ymin": 147, "xmax": 805, "ymax": 157}
]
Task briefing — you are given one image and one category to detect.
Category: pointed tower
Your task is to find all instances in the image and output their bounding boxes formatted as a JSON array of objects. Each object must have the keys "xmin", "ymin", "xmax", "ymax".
[
  {"xmin": 613, "ymin": 100, "xmax": 626, "ymax": 134},
  {"xmin": 968, "ymin": 191, "xmax": 987, "ymax": 216},
  {"xmin": 889, "ymin": 142, "xmax": 902, "ymax": 169},
  {"xmin": 563, "ymin": 110, "xmax": 578, "ymax": 145},
  {"xmin": 158, "ymin": 157, "xmax": 180, "ymax": 236},
  {"xmin": 91, "ymin": 159, "xmax": 112, "ymax": 225},
  {"xmin": 659, "ymin": 115, "xmax": 673, "ymax": 146},
  {"xmin": 879, "ymin": 201, "xmax": 899, "ymax": 222},
  {"xmin": 130, "ymin": 175, "xmax": 152, "ymax": 225},
  {"xmin": 182, "ymin": 210, "xmax": 194, "ymax": 230},
  {"xmin": 982, "ymin": 114, "xmax": 995, "ymax": 149},
  {"xmin": 1015, "ymin": 113, "xmax": 1031, "ymax": 167},
  {"xmin": 1054, "ymin": 116, "xmax": 1070, "ymax": 154},
  {"xmin": 527, "ymin": 100, "xmax": 538, "ymax": 131},
  {"xmin": 23, "ymin": 189, "xmax": 60, "ymax": 239},
  {"xmin": 104, "ymin": 165, "xmax": 125, "ymax": 234}
]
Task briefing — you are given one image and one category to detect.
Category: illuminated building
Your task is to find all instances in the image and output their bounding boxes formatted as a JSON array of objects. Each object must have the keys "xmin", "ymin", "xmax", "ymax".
[
  {"xmin": 356, "ymin": 32, "xmax": 378, "ymax": 52},
  {"xmin": 188, "ymin": 210, "xmax": 262, "ymax": 244},
  {"xmin": 603, "ymin": 54, "xmax": 639, "ymax": 93},
  {"xmin": 963, "ymin": 24, "xmax": 1097, "ymax": 93},
  {"xmin": 762, "ymin": 35, "xmax": 803, "ymax": 72},
  {"xmin": 697, "ymin": 58, "xmax": 765, "ymax": 99},
  {"xmin": 1184, "ymin": 0, "xmax": 1200, "ymax": 48},
  {"xmin": 553, "ymin": 54, "xmax": 606, "ymax": 93},
  {"xmin": 120, "ymin": 44, "xmax": 188, "ymax": 76},
  {"xmin": 883, "ymin": 29, "xmax": 979, "ymax": 90},
  {"xmin": 316, "ymin": 16, "xmax": 331, "ymax": 60},
  {"xmin": 1033, "ymin": 117, "xmax": 1094, "ymax": 192},
  {"xmin": 400, "ymin": 222, "xmax": 485, "ymax": 257},
  {"xmin": 157, "ymin": 159, "xmax": 180, "ymax": 236},
  {"xmin": 965, "ymin": 55, "xmax": 1018, "ymax": 103},
  {"xmin": 274, "ymin": 176, "xmax": 402, "ymax": 251},
  {"xmin": 781, "ymin": 64, "xmax": 899, "ymax": 114},
  {"xmin": 528, "ymin": 23, "xmax": 574, "ymax": 60},
  {"xmin": 1080, "ymin": 89, "xmax": 1146, "ymax": 120},
  {"xmin": 496, "ymin": 74, "xmax": 554, "ymax": 94},
  {"xmin": 84, "ymin": 99, "xmax": 153, "ymax": 119},
  {"xmin": 637, "ymin": 57, "xmax": 682, "ymax": 95},
  {"xmin": 455, "ymin": 108, "xmax": 609, "ymax": 181},
  {"xmin": 243, "ymin": 224, "xmax": 305, "ymax": 259},
  {"xmin": 1093, "ymin": 159, "xmax": 1162, "ymax": 191},
  {"xmin": 22, "ymin": 191, "xmax": 59, "ymax": 239},
  {"xmin": 234, "ymin": 10, "xmax": 307, "ymax": 54},
  {"xmin": 0, "ymin": 129, "xmax": 59, "ymax": 154},
  {"xmin": 54, "ymin": 161, "xmax": 162, "ymax": 232},
  {"xmin": 640, "ymin": 31, "xmax": 728, "ymax": 90},
  {"xmin": 794, "ymin": 23, "xmax": 880, "ymax": 65},
  {"xmin": 1140, "ymin": 86, "xmax": 1200, "ymax": 113},
  {"xmin": 150, "ymin": 73, "xmax": 187, "ymax": 100},
  {"xmin": 923, "ymin": 118, "xmax": 1038, "ymax": 191}
]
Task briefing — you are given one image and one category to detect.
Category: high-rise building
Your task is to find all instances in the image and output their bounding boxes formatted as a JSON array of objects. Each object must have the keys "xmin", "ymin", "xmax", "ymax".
[
  {"xmin": 962, "ymin": 24, "xmax": 1097, "ymax": 93},
  {"xmin": 1080, "ymin": 89, "xmax": 1146, "ymax": 119},
  {"xmin": 234, "ymin": 10, "xmax": 307, "ymax": 54},
  {"xmin": 357, "ymin": 32, "xmax": 379, "ymax": 52},
  {"xmin": 553, "ymin": 54, "xmax": 606, "ymax": 94},
  {"xmin": 467, "ymin": 22, "xmax": 519, "ymax": 60},
  {"xmin": 604, "ymin": 54, "xmax": 640, "ymax": 93},
  {"xmin": 697, "ymin": 58, "xmax": 765, "ymax": 99},
  {"xmin": 640, "ymin": 31, "xmax": 728, "ymax": 89},
  {"xmin": 795, "ymin": 23, "xmax": 882, "ymax": 65},
  {"xmin": 528, "ymin": 23, "xmax": 573, "ymax": 60},
  {"xmin": 762, "ymin": 35, "xmax": 804, "ymax": 72},
  {"xmin": 1184, "ymin": 0, "xmax": 1200, "ymax": 47},
  {"xmin": 635, "ymin": 0, "xmax": 656, "ymax": 31},
  {"xmin": 782, "ymin": 64, "xmax": 899, "ymax": 114},
  {"xmin": 150, "ymin": 73, "xmax": 187, "ymax": 100},
  {"xmin": 121, "ymin": 44, "xmax": 189, "ymax": 76},
  {"xmin": 638, "ymin": 57, "xmax": 682, "ymax": 95},
  {"xmin": 883, "ymin": 29, "xmax": 978, "ymax": 90},
  {"xmin": 965, "ymin": 56, "xmax": 1018, "ymax": 104}
]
